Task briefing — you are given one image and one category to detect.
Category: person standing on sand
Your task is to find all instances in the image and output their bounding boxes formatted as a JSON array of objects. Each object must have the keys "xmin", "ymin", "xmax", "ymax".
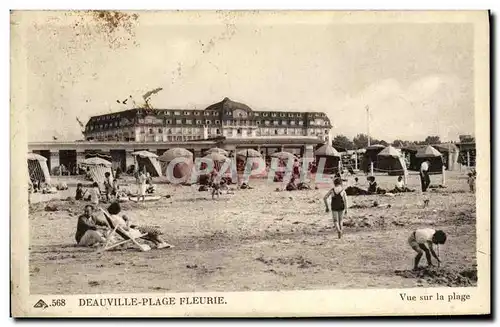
[
  {"xmin": 324, "ymin": 178, "xmax": 348, "ymax": 239},
  {"xmin": 420, "ymin": 160, "xmax": 431, "ymax": 192},
  {"xmin": 408, "ymin": 228, "xmax": 447, "ymax": 270}
]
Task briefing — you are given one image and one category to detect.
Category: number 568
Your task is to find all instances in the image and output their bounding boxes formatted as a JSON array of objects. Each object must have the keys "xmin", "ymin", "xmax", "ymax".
[{"xmin": 52, "ymin": 299, "xmax": 66, "ymax": 306}]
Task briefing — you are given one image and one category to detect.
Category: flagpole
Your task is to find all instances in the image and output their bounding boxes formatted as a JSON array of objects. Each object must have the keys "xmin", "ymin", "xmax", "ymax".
[{"xmin": 366, "ymin": 105, "xmax": 371, "ymax": 147}]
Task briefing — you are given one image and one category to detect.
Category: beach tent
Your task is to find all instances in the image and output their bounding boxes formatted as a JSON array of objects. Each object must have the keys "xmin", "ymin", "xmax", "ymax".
[
  {"xmin": 80, "ymin": 157, "xmax": 112, "ymax": 185},
  {"xmin": 132, "ymin": 150, "xmax": 162, "ymax": 177},
  {"xmin": 158, "ymin": 148, "xmax": 193, "ymax": 162},
  {"xmin": 314, "ymin": 143, "xmax": 341, "ymax": 175},
  {"xmin": 362, "ymin": 144, "xmax": 386, "ymax": 173},
  {"xmin": 236, "ymin": 149, "xmax": 262, "ymax": 174},
  {"xmin": 415, "ymin": 145, "xmax": 444, "ymax": 174},
  {"xmin": 158, "ymin": 148, "xmax": 194, "ymax": 182},
  {"xmin": 376, "ymin": 145, "xmax": 408, "ymax": 176},
  {"xmin": 27, "ymin": 153, "xmax": 51, "ymax": 185},
  {"xmin": 205, "ymin": 148, "xmax": 229, "ymax": 156}
]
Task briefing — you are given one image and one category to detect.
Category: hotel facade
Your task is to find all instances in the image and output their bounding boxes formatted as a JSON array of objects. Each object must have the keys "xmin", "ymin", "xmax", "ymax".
[
  {"xmin": 83, "ymin": 97, "xmax": 332, "ymax": 143},
  {"xmin": 29, "ymin": 98, "xmax": 333, "ymax": 173}
]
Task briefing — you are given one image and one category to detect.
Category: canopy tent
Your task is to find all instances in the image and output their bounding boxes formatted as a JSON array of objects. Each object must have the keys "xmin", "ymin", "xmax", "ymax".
[
  {"xmin": 158, "ymin": 148, "xmax": 193, "ymax": 163},
  {"xmin": 314, "ymin": 144, "xmax": 341, "ymax": 157},
  {"xmin": 205, "ymin": 148, "xmax": 229, "ymax": 156},
  {"xmin": 27, "ymin": 153, "xmax": 51, "ymax": 184},
  {"xmin": 313, "ymin": 144, "xmax": 341, "ymax": 175},
  {"xmin": 132, "ymin": 151, "xmax": 162, "ymax": 177},
  {"xmin": 236, "ymin": 149, "xmax": 262, "ymax": 174},
  {"xmin": 376, "ymin": 146, "xmax": 408, "ymax": 176},
  {"xmin": 416, "ymin": 145, "xmax": 442, "ymax": 158},
  {"xmin": 80, "ymin": 157, "xmax": 112, "ymax": 185},
  {"xmin": 236, "ymin": 149, "xmax": 262, "ymax": 158},
  {"xmin": 415, "ymin": 145, "xmax": 444, "ymax": 174},
  {"xmin": 158, "ymin": 148, "xmax": 193, "ymax": 183},
  {"xmin": 361, "ymin": 145, "xmax": 386, "ymax": 173}
]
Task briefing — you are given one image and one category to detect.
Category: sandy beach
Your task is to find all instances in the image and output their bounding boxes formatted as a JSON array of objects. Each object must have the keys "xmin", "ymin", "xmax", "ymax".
[{"xmin": 29, "ymin": 171, "xmax": 476, "ymax": 295}]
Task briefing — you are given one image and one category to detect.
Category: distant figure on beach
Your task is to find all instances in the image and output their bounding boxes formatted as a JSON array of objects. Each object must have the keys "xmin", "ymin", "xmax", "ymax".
[
  {"xmin": 89, "ymin": 182, "xmax": 101, "ymax": 205},
  {"xmin": 420, "ymin": 160, "xmax": 431, "ymax": 192},
  {"xmin": 324, "ymin": 178, "xmax": 348, "ymax": 239},
  {"xmin": 408, "ymin": 228, "xmax": 447, "ymax": 270},
  {"xmin": 104, "ymin": 172, "xmax": 114, "ymax": 202},
  {"xmin": 467, "ymin": 172, "xmax": 476, "ymax": 193},
  {"xmin": 75, "ymin": 183, "xmax": 87, "ymax": 200},
  {"xmin": 75, "ymin": 205, "xmax": 108, "ymax": 247},
  {"xmin": 137, "ymin": 170, "xmax": 147, "ymax": 202}
]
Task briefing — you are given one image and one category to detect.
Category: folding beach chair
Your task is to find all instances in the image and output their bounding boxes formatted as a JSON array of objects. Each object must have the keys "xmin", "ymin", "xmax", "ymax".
[{"xmin": 97, "ymin": 207, "xmax": 151, "ymax": 252}]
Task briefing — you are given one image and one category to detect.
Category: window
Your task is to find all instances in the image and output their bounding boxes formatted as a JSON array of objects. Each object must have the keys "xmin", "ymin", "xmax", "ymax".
[
  {"xmin": 265, "ymin": 120, "xmax": 270, "ymax": 126},
  {"xmin": 165, "ymin": 111, "xmax": 170, "ymax": 116},
  {"xmin": 299, "ymin": 121, "xmax": 303, "ymax": 126},
  {"xmin": 256, "ymin": 121, "xmax": 261, "ymax": 125},
  {"xmin": 194, "ymin": 112, "xmax": 200, "ymax": 116},
  {"xmin": 216, "ymin": 128, "xmax": 220, "ymax": 135},
  {"xmin": 280, "ymin": 113, "xmax": 285, "ymax": 117},
  {"xmin": 263, "ymin": 113, "xmax": 268, "ymax": 117},
  {"xmin": 149, "ymin": 128, "xmax": 154, "ymax": 134},
  {"xmin": 254, "ymin": 112, "xmax": 259, "ymax": 117},
  {"xmin": 274, "ymin": 129, "xmax": 278, "ymax": 135},
  {"xmin": 176, "ymin": 119, "xmax": 182, "ymax": 124},
  {"xmin": 237, "ymin": 128, "xmax": 242, "ymax": 134},
  {"xmin": 204, "ymin": 112, "xmax": 210, "ymax": 116},
  {"xmin": 325, "ymin": 130, "xmax": 329, "ymax": 134},
  {"xmin": 186, "ymin": 119, "xmax": 192, "ymax": 124},
  {"xmin": 174, "ymin": 111, "xmax": 181, "ymax": 115},
  {"xmin": 206, "ymin": 120, "xmax": 211, "ymax": 124},
  {"xmin": 273, "ymin": 121, "xmax": 279, "ymax": 125},
  {"xmin": 227, "ymin": 111, "xmax": 232, "ymax": 116},
  {"xmin": 215, "ymin": 120, "xmax": 220, "ymax": 124},
  {"xmin": 213, "ymin": 112, "xmax": 218, "ymax": 116},
  {"xmin": 272, "ymin": 113, "xmax": 277, "ymax": 117},
  {"xmin": 281, "ymin": 121, "xmax": 286, "ymax": 125},
  {"xmin": 166, "ymin": 120, "xmax": 172, "ymax": 124},
  {"xmin": 167, "ymin": 129, "xmax": 172, "ymax": 134},
  {"xmin": 291, "ymin": 121, "xmax": 295, "ymax": 125},
  {"xmin": 196, "ymin": 120, "xmax": 202, "ymax": 125},
  {"xmin": 184, "ymin": 111, "xmax": 190, "ymax": 115},
  {"xmin": 158, "ymin": 128, "xmax": 163, "ymax": 133},
  {"xmin": 288, "ymin": 113, "xmax": 294, "ymax": 117},
  {"xmin": 140, "ymin": 128, "xmax": 145, "ymax": 134},
  {"xmin": 104, "ymin": 123, "xmax": 108, "ymax": 128}
]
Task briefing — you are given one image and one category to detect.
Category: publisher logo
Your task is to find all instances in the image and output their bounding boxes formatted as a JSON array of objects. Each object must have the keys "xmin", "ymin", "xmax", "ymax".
[{"xmin": 33, "ymin": 299, "xmax": 48, "ymax": 309}]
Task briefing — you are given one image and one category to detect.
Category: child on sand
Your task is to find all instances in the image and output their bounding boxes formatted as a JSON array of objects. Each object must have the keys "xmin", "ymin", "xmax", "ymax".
[
  {"xmin": 324, "ymin": 178, "xmax": 348, "ymax": 239},
  {"xmin": 408, "ymin": 228, "xmax": 447, "ymax": 270}
]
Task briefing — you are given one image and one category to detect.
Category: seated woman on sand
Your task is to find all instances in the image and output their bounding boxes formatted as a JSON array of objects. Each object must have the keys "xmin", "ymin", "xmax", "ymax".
[
  {"xmin": 390, "ymin": 176, "xmax": 415, "ymax": 193},
  {"xmin": 286, "ymin": 177, "xmax": 298, "ymax": 191},
  {"xmin": 106, "ymin": 202, "xmax": 173, "ymax": 249},
  {"xmin": 75, "ymin": 205, "xmax": 108, "ymax": 247},
  {"xmin": 75, "ymin": 183, "xmax": 88, "ymax": 200}
]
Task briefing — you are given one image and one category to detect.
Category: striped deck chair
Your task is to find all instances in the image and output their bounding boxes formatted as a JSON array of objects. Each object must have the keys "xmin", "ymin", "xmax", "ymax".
[{"xmin": 97, "ymin": 208, "xmax": 151, "ymax": 252}]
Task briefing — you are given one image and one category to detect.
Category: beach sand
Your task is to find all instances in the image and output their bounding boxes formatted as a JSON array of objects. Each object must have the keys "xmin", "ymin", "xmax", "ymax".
[{"xmin": 29, "ymin": 171, "xmax": 476, "ymax": 294}]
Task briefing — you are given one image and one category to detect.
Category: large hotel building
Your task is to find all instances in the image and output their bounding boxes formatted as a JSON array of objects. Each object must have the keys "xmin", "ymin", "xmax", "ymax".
[
  {"xmin": 83, "ymin": 97, "xmax": 332, "ymax": 142},
  {"xmin": 29, "ymin": 98, "xmax": 333, "ymax": 173}
]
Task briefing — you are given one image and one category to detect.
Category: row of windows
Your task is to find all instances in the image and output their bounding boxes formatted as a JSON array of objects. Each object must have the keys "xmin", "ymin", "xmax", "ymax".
[
  {"xmin": 88, "ymin": 118, "xmax": 332, "ymax": 131},
  {"xmin": 92, "ymin": 110, "xmax": 327, "ymax": 122}
]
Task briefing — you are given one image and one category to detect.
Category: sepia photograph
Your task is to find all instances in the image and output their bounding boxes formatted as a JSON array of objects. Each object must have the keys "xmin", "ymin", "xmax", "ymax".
[{"xmin": 10, "ymin": 10, "xmax": 490, "ymax": 317}]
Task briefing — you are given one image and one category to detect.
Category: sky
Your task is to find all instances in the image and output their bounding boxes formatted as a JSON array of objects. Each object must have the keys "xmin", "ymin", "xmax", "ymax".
[{"xmin": 16, "ymin": 11, "xmax": 475, "ymax": 142}]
